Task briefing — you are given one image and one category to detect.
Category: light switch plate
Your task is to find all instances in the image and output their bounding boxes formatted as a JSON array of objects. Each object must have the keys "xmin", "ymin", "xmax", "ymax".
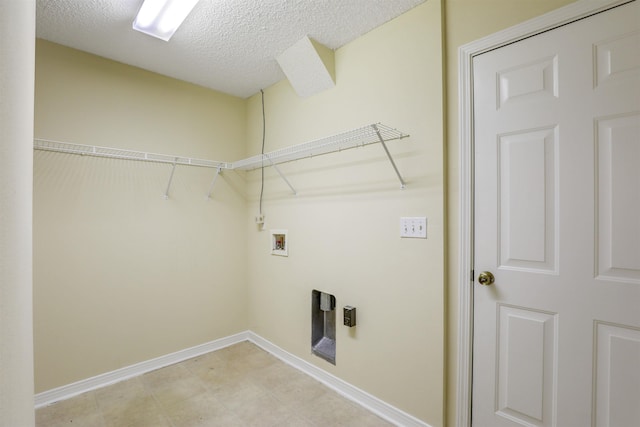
[{"xmin": 400, "ymin": 217, "xmax": 427, "ymax": 238}]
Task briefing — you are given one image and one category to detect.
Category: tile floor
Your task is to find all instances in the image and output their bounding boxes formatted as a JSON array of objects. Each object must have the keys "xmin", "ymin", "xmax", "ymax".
[{"xmin": 36, "ymin": 342, "xmax": 394, "ymax": 427}]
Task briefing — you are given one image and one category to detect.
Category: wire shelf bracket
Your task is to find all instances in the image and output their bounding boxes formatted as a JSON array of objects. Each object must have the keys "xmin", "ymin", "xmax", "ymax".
[
  {"xmin": 206, "ymin": 165, "xmax": 224, "ymax": 200},
  {"xmin": 266, "ymin": 155, "xmax": 297, "ymax": 195},
  {"xmin": 163, "ymin": 158, "xmax": 178, "ymax": 200},
  {"xmin": 372, "ymin": 124, "xmax": 406, "ymax": 189}
]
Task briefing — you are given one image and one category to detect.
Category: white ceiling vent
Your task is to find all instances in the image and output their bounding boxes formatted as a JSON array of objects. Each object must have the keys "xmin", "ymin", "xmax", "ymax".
[{"xmin": 276, "ymin": 36, "xmax": 336, "ymax": 98}]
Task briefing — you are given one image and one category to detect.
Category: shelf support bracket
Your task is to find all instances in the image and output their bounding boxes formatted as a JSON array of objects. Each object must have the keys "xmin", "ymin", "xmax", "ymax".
[
  {"xmin": 163, "ymin": 158, "xmax": 178, "ymax": 199},
  {"xmin": 206, "ymin": 165, "xmax": 223, "ymax": 200},
  {"xmin": 266, "ymin": 155, "xmax": 297, "ymax": 195},
  {"xmin": 372, "ymin": 124, "xmax": 406, "ymax": 189}
]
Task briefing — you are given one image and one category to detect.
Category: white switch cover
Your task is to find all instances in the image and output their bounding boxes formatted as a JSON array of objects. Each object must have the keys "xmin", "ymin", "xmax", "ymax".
[{"xmin": 400, "ymin": 217, "xmax": 427, "ymax": 238}]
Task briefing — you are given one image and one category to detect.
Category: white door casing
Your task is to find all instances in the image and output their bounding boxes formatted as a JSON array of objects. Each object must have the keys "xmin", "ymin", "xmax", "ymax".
[{"xmin": 457, "ymin": 1, "xmax": 640, "ymax": 426}]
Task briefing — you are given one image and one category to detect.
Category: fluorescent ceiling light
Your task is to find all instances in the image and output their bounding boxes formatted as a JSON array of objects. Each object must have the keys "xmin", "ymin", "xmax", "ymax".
[{"xmin": 133, "ymin": 0, "xmax": 200, "ymax": 41}]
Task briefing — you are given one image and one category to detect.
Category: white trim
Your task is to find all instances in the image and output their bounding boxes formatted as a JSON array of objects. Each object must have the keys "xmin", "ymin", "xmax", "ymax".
[
  {"xmin": 456, "ymin": 1, "xmax": 633, "ymax": 426},
  {"xmin": 34, "ymin": 331, "xmax": 430, "ymax": 426},
  {"xmin": 34, "ymin": 331, "xmax": 249, "ymax": 408},
  {"xmin": 247, "ymin": 332, "xmax": 431, "ymax": 427}
]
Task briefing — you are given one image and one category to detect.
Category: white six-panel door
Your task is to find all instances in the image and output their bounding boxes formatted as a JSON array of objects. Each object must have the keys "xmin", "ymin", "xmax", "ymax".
[{"xmin": 472, "ymin": 2, "xmax": 640, "ymax": 426}]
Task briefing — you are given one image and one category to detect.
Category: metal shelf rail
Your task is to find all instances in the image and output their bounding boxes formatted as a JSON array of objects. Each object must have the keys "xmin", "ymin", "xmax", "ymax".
[{"xmin": 33, "ymin": 123, "xmax": 409, "ymax": 198}]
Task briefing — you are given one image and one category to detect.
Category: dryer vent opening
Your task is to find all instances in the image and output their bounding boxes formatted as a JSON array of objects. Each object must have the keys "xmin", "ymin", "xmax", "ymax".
[{"xmin": 311, "ymin": 290, "xmax": 336, "ymax": 365}]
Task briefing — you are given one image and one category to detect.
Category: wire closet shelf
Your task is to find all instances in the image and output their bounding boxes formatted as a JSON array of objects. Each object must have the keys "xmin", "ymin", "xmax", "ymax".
[
  {"xmin": 33, "ymin": 123, "xmax": 410, "ymax": 196},
  {"xmin": 33, "ymin": 138, "xmax": 231, "ymax": 169},
  {"xmin": 231, "ymin": 123, "xmax": 409, "ymax": 171}
]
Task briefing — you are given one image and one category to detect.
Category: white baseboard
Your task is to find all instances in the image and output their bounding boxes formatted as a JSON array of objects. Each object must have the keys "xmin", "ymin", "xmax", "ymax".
[
  {"xmin": 35, "ymin": 331, "xmax": 431, "ymax": 427},
  {"xmin": 34, "ymin": 331, "xmax": 249, "ymax": 408},
  {"xmin": 247, "ymin": 332, "xmax": 431, "ymax": 427}
]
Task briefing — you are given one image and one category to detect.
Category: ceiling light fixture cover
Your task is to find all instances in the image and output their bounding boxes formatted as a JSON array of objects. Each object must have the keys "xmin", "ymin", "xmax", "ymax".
[{"xmin": 133, "ymin": 0, "xmax": 200, "ymax": 41}]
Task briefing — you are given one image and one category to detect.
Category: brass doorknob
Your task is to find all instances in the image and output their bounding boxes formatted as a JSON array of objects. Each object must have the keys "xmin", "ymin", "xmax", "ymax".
[{"xmin": 478, "ymin": 271, "xmax": 495, "ymax": 286}]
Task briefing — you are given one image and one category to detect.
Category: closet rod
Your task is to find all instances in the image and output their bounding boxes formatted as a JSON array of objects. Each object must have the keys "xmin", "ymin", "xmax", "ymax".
[{"xmin": 33, "ymin": 138, "xmax": 231, "ymax": 170}]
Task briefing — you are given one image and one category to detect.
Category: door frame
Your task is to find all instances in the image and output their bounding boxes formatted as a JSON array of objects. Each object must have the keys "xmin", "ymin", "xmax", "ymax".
[{"xmin": 455, "ymin": 1, "xmax": 633, "ymax": 425}]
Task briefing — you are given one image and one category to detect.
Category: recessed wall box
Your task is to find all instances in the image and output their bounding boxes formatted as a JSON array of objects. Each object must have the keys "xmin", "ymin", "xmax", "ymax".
[
  {"xmin": 343, "ymin": 306, "xmax": 356, "ymax": 327},
  {"xmin": 270, "ymin": 229, "xmax": 288, "ymax": 256},
  {"xmin": 312, "ymin": 290, "xmax": 336, "ymax": 365}
]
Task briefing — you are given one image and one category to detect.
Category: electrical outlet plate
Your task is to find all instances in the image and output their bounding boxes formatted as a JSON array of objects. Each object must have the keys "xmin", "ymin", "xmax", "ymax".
[
  {"xmin": 255, "ymin": 214, "xmax": 265, "ymax": 224},
  {"xmin": 400, "ymin": 217, "xmax": 427, "ymax": 238}
]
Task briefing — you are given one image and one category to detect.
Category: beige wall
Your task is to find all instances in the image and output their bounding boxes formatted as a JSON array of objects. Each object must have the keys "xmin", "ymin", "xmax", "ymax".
[
  {"xmin": 443, "ymin": 0, "xmax": 577, "ymax": 424},
  {"xmin": 33, "ymin": 40, "xmax": 248, "ymax": 392},
  {"xmin": 31, "ymin": 0, "xmax": 586, "ymax": 424},
  {"xmin": 245, "ymin": 2, "xmax": 444, "ymax": 424}
]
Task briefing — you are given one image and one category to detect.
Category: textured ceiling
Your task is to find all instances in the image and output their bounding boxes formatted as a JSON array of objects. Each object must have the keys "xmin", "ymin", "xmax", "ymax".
[{"xmin": 36, "ymin": 0, "xmax": 426, "ymax": 98}]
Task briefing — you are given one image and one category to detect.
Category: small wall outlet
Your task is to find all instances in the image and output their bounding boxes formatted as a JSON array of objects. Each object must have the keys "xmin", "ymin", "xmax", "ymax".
[
  {"xmin": 255, "ymin": 214, "xmax": 265, "ymax": 224},
  {"xmin": 343, "ymin": 306, "xmax": 356, "ymax": 327},
  {"xmin": 400, "ymin": 217, "xmax": 427, "ymax": 239}
]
